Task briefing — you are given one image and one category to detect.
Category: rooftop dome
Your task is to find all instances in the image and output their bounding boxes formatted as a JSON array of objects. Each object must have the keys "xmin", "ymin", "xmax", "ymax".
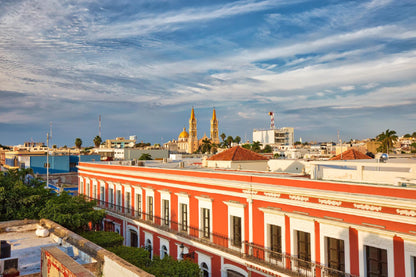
[{"xmin": 178, "ymin": 127, "xmax": 189, "ymax": 139}]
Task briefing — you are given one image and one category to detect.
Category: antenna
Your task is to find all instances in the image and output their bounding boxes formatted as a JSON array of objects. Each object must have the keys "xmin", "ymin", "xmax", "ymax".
[
  {"xmin": 99, "ymin": 115, "xmax": 102, "ymax": 137},
  {"xmin": 268, "ymin": 112, "xmax": 276, "ymax": 129},
  {"xmin": 49, "ymin": 121, "xmax": 52, "ymax": 140}
]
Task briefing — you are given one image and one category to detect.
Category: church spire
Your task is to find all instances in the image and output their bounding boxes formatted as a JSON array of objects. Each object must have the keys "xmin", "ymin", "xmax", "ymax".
[
  {"xmin": 188, "ymin": 107, "xmax": 198, "ymax": 153},
  {"xmin": 210, "ymin": 108, "xmax": 219, "ymax": 144}
]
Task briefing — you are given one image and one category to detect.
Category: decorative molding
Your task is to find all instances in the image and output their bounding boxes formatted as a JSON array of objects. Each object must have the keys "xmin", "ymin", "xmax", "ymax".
[
  {"xmin": 396, "ymin": 209, "xmax": 416, "ymax": 217},
  {"xmin": 264, "ymin": 192, "xmax": 281, "ymax": 198},
  {"xmin": 318, "ymin": 199, "xmax": 342, "ymax": 206},
  {"xmin": 353, "ymin": 203, "xmax": 382, "ymax": 212},
  {"xmin": 243, "ymin": 190, "xmax": 258, "ymax": 195},
  {"xmin": 289, "ymin": 195, "xmax": 309, "ymax": 202}
]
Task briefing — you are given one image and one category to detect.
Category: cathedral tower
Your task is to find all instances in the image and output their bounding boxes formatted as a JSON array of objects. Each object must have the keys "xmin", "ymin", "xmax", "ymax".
[
  {"xmin": 210, "ymin": 108, "xmax": 219, "ymax": 144},
  {"xmin": 188, "ymin": 107, "xmax": 198, "ymax": 153}
]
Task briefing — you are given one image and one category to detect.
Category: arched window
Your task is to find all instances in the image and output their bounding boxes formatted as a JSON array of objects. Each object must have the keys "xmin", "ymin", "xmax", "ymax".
[
  {"xmin": 129, "ymin": 230, "xmax": 138, "ymax": 248},
  {"xmin": 161, "ymin": 245, "xmax": 168, "ymax": 259},
  {"xmin": 145, "ymin": 239, "xmax": 152, "ymax": 259},
  {"xmin": 201, "ymin": 262, "xmax": 209, "ymax": 277}
]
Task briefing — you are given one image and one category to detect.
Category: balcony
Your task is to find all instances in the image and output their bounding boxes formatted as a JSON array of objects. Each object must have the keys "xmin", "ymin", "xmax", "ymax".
[{"xmin": 88, "ymin": 197, "xmax": 356, "ymax": 277}]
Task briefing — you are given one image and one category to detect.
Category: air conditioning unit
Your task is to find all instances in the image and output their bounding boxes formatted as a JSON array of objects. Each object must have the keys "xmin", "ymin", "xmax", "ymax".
[{"xmin": 0, "ymin": 257, "xmax": 18, "ymax": 274}]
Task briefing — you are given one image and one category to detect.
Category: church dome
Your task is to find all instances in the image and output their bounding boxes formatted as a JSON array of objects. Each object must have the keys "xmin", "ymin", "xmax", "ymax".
[{"xmin": 178, "ymin": 127, "xmax": 189, "ymax": 139}]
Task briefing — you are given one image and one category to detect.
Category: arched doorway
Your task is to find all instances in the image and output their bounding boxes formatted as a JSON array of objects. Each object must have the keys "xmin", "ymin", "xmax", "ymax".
[{"xmin": 129, "ymin": 230, "xmax": 138, "ymax": 247}]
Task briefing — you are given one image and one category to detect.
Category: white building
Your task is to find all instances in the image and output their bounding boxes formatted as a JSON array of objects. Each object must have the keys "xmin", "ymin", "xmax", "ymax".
[{"xmin": 253, "ymin": 127, "xmax": 294, "ymax": 146}]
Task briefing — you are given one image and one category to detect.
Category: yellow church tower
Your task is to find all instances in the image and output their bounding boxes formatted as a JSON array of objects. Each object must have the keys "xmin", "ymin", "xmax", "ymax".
[
  {"xmin": 210, "ymin": 108, "xmax": 219, "ymax": 144},
  {"xmin": 188, "ymin": 107, "xmax": 198, "ymax": 153}
]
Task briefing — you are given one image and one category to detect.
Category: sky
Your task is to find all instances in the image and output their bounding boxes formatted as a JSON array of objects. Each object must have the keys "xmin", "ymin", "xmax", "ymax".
[{"xmin": 0, "ymin": 0, "xmax": 415, "ymax": 147}]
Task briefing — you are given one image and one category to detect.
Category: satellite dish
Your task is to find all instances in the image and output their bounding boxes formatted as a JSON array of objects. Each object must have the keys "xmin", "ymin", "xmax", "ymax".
[{"xmin": 380, "ymin": 153, "xmax": 388, "ymax": 162}]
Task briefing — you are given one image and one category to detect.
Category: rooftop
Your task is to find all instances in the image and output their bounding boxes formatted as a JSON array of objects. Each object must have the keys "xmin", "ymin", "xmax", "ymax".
[{"xmin": 207, "ymin": 146, "xmax": 269, "ymax": 161}]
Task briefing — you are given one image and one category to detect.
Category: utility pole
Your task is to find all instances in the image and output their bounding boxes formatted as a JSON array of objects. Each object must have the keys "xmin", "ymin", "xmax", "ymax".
[{"xmin": 46, "ymin": 132, "xmax": 49, "ymax": 188}]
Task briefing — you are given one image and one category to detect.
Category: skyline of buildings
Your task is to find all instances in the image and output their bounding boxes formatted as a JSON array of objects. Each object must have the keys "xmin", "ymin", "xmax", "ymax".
[{"xmin": 1, "ymin": 1, "xmax": 415, "ymax": 146}]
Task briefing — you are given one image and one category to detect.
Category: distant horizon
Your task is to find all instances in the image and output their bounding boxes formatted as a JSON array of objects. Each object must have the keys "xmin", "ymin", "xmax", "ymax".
[{"xmin": 1, "ymin": 1, "xmax": 415, "ymax": 146}]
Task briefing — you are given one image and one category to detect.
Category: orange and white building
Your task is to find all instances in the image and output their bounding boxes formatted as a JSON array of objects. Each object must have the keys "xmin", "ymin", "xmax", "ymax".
[{"xmin": 78, "ymin": 157, "xmax": 416, "ymax": 277}]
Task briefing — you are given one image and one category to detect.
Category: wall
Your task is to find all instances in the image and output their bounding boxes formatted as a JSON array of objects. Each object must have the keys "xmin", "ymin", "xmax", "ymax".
[{"xmin": 268, "ymin": 160, "xmax": 307, "ymax": 173}]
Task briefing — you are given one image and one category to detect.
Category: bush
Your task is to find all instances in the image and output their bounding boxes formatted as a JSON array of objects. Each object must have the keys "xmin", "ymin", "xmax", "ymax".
[
  {"xmin": 80, "ymin": 231, "xmax": 124, "ymax": 248},
  {"xmin": 108, "ymin": 246, "xmax": 151, "ymax": 268},
  {"xmin": 148, "ymin": 255, "xmax": 201, "ymax": 277}
]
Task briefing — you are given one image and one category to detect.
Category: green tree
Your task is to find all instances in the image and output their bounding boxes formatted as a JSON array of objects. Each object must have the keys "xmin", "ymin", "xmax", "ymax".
[
  {"xmin": 139, "ymin": 153, "xmax": 153, "ymax": 160},
  {"xmin": 403, "ymin": 134, "xmax": 412, "ymax": 138},
  {"xmin": 200, "ymin": 138, "xmax": 212, "ymax": 153},
  {"xmin": 242, "ymin": 144, "xmax": 251, "ymax": 150},
  {"xmin": 220, "ymin": 133, "xmax": 226, "ymax": 142},
  {"xmin": 38, "ymin": 192, "xmax": 105, "ymax": 233},
  {"xmin": 93, "ymin": 136, "xmax": 102, "ymax": 148},
  {"xmin": 234, "ymin": 136, "xmax": 241, "ymax": 144},
  {"xmin": 376, "ymin": 129, "xmax": 398, "ymax": 153},
  {"xmin": 251, "ymin": 141, "xmax": 262, "ymax": 152},
  {"xmin": 75, "ymin": 138, "xmax": 82, "ymax": 149},
  {"xmin": 411, "ymin": 142, "xmax": 416, "ymax": 153},
  {"xmin": 226, "ymin": 136, "xmax": 234, "ymax": 147},
  {"xmin": 0, "ymin": 168, "xmax": 55, "ymax": 221},
  {"xmin": 262, "ymin": 144, "xmax": 273, "ymax": 153}
]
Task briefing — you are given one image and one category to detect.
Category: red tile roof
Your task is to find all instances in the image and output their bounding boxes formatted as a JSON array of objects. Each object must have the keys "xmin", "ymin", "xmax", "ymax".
[
  {"xmin": 330, "ymin": 148, "xmax": 372, "ymax": 160},
  {"xmin": 207, "ymin": 146, "xmax": 269, "ymax": 161}
]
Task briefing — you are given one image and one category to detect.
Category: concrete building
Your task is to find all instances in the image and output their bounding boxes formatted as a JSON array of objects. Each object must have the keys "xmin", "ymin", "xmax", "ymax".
[
  {"xmin": 253, "ymin": 127, "xmax": 294, "ymax": 147},
  {"xmin": 114, "ymin": 148, "xmax": 169, "ymax": 160},
  {"xmin": 105, "ymin": 136, "xmax": 137, "ymax": 149},
  {"xmin": 78, "ymin": 159, "xmax": 416, "ymax": 277}
]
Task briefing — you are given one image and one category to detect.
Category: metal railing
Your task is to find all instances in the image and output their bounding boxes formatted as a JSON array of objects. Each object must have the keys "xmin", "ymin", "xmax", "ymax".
[{"xmin": 88, "ymin": 197, "xmax": 357, "ymax": 277}]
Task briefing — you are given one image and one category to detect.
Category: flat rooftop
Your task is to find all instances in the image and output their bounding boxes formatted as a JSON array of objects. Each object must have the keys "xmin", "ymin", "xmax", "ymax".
[{"xmin": 1, "ymin": 222, "xmax": 58, "ymax": 275}]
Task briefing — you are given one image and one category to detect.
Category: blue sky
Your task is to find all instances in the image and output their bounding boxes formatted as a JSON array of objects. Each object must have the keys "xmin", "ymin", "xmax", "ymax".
[{"xmin": 0, "ymin": 0, "xmax": 415, "ymax": 147}]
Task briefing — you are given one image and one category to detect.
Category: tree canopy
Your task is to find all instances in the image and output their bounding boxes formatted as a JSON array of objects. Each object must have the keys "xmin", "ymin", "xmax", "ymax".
[
  {"xmin": 75, "ymin": 137, "xmax": 83, "ymax": 149},
  {"xmin": 0, "ymin": 168, "xmax": 105, "ymax": 232},
  {"xmin": 139, "ymin": 153, "xmax": 153, "ymax": 160},
  {"xmin": 376, "ymin": 129, "xmax": 398, "ymax": 153},
  {"xmin": 93, "ymin": 135, "xmax": 102, "ymax": 148}
]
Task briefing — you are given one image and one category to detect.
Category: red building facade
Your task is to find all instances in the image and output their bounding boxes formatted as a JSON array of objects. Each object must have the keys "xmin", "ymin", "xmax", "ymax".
[{"xmin": 78, "ymin": 162, "xmax": 416, "ymax": 277}]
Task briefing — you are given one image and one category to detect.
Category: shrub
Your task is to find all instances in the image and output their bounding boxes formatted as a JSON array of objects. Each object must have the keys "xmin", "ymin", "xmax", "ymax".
[
  {"xmin": 80, "ymin": 231, "xmax": 124, "ymax": 248},
  {"xmin": 107, "ymin": 246, "xmax": 151, "ymax": 268}
]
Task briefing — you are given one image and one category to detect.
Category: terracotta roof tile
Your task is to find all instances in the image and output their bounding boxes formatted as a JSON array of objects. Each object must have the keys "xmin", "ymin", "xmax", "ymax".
[
  {"xmin": 330, "ymin": 148, "xmax": 372, "ymax": 160},
  {"xmin": 207, "ymin": 146, "xmax": 269, "ymax": 161}
]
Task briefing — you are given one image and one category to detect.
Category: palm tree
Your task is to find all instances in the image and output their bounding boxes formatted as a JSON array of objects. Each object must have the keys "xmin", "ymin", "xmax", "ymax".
[
  {"xmin": 226, "ymin": 136, "xmax": 234, "ymax": 147},
  {"xmin": 220, "ymin": 133, "xmax": 226, "ymax": 142},
  {"xmin": 234, "ymin": 136, "xmax": 241, "ymax": 145},
  {"xmin": 251, "ymin": 141, "xmax": 262, "ymax": 152},
  {"xmin": 75, "ymin": 138, "xmax": 82, "ymax": 150},
  {"xmin": 200, "ymin": 138, "xmax": 212, "ymax": 154},
  {"xmin": 93, "ymin": 136, "xmax": 102, "ymax": 148},
  {"xmin": 138, "ymin": 153, "xmax": 152, "ymax": 160},
  {"xmin": 376, "ymin": 129, "xmax": 397, "ymax": 153}
]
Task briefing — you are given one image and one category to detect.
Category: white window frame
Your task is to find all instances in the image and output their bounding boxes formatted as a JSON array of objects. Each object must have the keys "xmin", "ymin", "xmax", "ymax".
[
  {"xmin": 319, "ymin": 222, "xmax": 350, "ymax": 274},
  {"xmin": 125, "ymin": 186, "xmax": 132, "ymax": 214},
  {"xmin": 159, "ymin": 190, "xmax": 171, "ymax": 227},
  {"xmin": 176, "ymin": 193, "xmax": 190, "ymax": 233},
  {"xmin": 359, "ymin": 230, "xmax": 394, "ymax": 277},
  {"xmin": 224, "ymin": 201, "xmax": 245, "ymax": 250},
  {"xmin": 135, "ymin": 187, "xmax": 143, "ymax": 218},
  {"xmin": 197, "ymin": 251, "xmax": 212, "ymax": 277},
  {"xmin": 196, "ymin": 196, "xmax": 213, "ymax": 240},
  {"xmin": 262, "ymin": 209, "xmax": 286, "ymax": 265},
  {"xmin": 290, "ymin": 217, "xmax": 315, "ymax": 271},
  {"xmin": 144, "ymin": 188, "xmax": 154, "ymax": 222},
  {"xmin": 159, "ymin": 237, "xmax": 170, "ymax": 259}
]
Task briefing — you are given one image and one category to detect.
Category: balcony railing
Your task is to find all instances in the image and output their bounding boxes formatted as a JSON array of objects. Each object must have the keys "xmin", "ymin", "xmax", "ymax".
[{"xmin": 88, "ymin": 197, "xmax": 356, "ymax": 277}]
